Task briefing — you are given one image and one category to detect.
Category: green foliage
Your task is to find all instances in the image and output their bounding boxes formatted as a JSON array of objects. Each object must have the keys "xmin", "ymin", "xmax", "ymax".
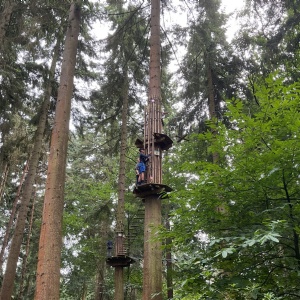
[
  {"xmin": 60, "ymin": 132, "xmax": 116, "ymax": 299},
  {"xmin": 167, "ymin": 73, "xmax": 300, "ymax": 299},
  {"xmin": 172, "ymin": 0, "xmax": 241, "ymax": 136},
  {"xmin": 3, "ymin": 0, "xmax": 300, "ymax": 299}
]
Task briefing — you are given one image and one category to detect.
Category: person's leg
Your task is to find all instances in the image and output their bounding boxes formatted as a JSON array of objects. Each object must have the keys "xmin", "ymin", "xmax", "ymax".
[
  {"xmin": 137, "ymin": 164, "xmax": 142, "ymax": 185},
  {"xmin": 140, "ymin": 163, "xmax": 146, "ymax": 184},
  {"xmin": 137, "ymin": 172, "xmax": 142, "ymax": 184}
]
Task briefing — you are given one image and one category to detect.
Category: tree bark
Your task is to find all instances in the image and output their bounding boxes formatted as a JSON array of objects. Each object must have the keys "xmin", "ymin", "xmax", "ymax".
[
  {"xmin": 34, "ymin": 3, "xmax": 80, "ymax": 299},
  {"xmin": 115, "ymin": 267, "xmax": 124, "ymax": 300},
  {"xmin": 165, "ymin": 216, "xmax": 173, "ymax": 299},
  {"xmin": 17, "ymin": 191, "xmax": 36, "ymax": 300},
  {"xmin": 81, "ymin": 282, "xmax": 87, "ymax": 300},
  {"xmin": 0, "ymin": 163, "xmax": 9, "ymax": 203},
  {"xmin": 283, "ymin": 171, "xmax": 300, "ymax": 268},
  {"xmin": 95, "ymin": 262, "xmax": 106, "ymax": 300},
  {"xmin": 142, "ymin": 1, "xmax": 163, "ymax": 299},
  {"xmin": 145, "ymin": 0, "xmax": 163, "ymax": 184},
  {"xmin": 95, "ymin": 214, "xmax": 110, "ymax": 300},
  {"xmin": 0, "ymin": 0, "xmax": 16, "ymax": 48},
  {"xmin": 114, "ymin": 72, "xmax": 129, "ymax": 300},
  {"xmin": 143, "ymin": 195, "xmax": 162, "ymax": 300},
  {"xmin": 0, "ymin": 161, "xmax": 28, "ymax": 271},
  {"xmin": 0, "ymin": 30, "xmax": 62, "ymax": 300},
  {"xmin": 207, "ymin": 59, "xmax": 219, "ymax": 164}
]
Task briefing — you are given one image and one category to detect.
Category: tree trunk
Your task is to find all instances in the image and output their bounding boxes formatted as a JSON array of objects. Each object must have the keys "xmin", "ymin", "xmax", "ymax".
[
  {"xmin": 34, "ymin": 3, "xmax": 80, "ymax": 299},
  {"xmin": 207, "ymin": 60, "xmax": 219, "ymax": 164},
  {"xmin": 0, "ymin": 163, "xmax": 9, "ymax": 203},
  {"xmin": 142, "ymin": 1, "xmax": 163, "ymax": 299},
  {"xmin": 81, "ymin": 282, "xmax": 87, "ymax": 300},
  {"xmin": 0, "ymin": 0, "xmax": 16, "ymax": 48},
  {"xmin": 0, "ymin": 30, "xmax": 61, "ymax": 300},
  {"xmin": 95, "ymin": 215, "xmax": 110, "ymax": 300},
  {"xmin": 95, "ymin": 260, "xmax": 107, "ymax": 300},
  {"xmin": 165, "ymin": 217, "xmax": 173, "ymax": 299},
  {"xmin": 0, "ymin": 161, "xmax": 28, "ymax": 271},
  {"xmin": 283, "ymin": 173, "xmax": 300, "ymax": 268},
  {"xmin": 207, "ymin": 60, "xmax": 226, "ymax": 216},
  {"xmin": 207, "ymin": 61, "xmax": 216, "ymax": 120},
  {"xmin": 114, "ymin": 72, "xmax": 129, "ymax": 300},
  {"xmin": 145, "ymin": 0, "xmax": 163, "ymax": 184},
  {"xmin": 17, "ymin": 191, "xmax": 36, "ymax": 300},
  {"xmin": 143, "ymin": 195, "xmax": 162, "ymax": 300}
]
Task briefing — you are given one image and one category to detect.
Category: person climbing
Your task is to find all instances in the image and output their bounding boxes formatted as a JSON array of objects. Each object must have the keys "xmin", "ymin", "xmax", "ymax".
[
  {"xmin": 138, "ymin": 148, "xmax": 151, "ymax": 185},
  {"xmin": 135, "ymin": 158, "xmax": 141, "ymax": 185},
  {"xmin": 136, "ymin": 157, "xmax": 145, "ymax": 186}
]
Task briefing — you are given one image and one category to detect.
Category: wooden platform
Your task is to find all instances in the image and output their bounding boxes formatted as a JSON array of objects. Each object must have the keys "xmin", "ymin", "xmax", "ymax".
[
  {"xmin": 153, "ymin": 133, "xmax": 173, "ymax": 150},
  {"xmin": 133, "ymin": 183, "xmax": 172, "ymax": 198},
  {"xmin": 106, "ymin": 255, "xmax": 135, "ymax": 268},
  {"xmin": 135, "ymin": 133, "xmax": 173, "ymax": 151}
]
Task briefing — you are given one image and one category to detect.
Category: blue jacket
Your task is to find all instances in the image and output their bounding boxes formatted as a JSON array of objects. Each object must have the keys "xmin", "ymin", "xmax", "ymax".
[{"xmin": 139, "ymin": 153, "xmax": 151, "ymax": 164}]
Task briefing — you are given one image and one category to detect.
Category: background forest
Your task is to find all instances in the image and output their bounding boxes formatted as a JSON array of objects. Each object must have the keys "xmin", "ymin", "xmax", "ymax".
[{"xmin": 1, "ymin": 0, "xmax": 300, "ymax": 299}]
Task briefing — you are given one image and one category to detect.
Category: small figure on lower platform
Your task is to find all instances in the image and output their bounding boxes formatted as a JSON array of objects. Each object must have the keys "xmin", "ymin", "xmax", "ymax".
[
  {"xmin": 135, "ymin": 158, "xmax": 140, "ymax": 185},
  {"xmin": 107, "ymin": 240, "xmax": 113, "ymax": 257},
  {"xmin": 136, "ymin": 159, "xmax": 145, "ymax": 185},
  {"xmin": 137, "ymin": 148, "xmax": 151, "ymax": 185}
]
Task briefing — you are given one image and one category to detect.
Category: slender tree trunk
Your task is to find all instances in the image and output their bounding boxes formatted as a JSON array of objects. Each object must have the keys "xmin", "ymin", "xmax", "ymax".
[
  {"xmin": 165, "ymin": 217, "xmax": 173, "ymax": 299},
  {"xmin": 17, "ymin": 191, "xmax": 36, "ymax": 300},
  {"xmin": 114, "ymin": 72, "xmax": 129, "ymax": 300},
  {"xmin": 207, "ymin": 60, "xmax": 219, "ymax": 164},
  {"xmin": 34, "ymin": 3, "xmax": 80, "ymax": 299},
  {"xmin": 95, "ymin": 260, "xmax": 107, "ymax": 300},
  {"xmin": 0, "ymin": 163, "xmax": 9, "ymax": 203},
  {"xmin": 207, "ymin": 60, "xmax": 226, "ymax": 216},
  {"xmin": 0, "ymin": 161, "xmax": 28, "ymax": 271},
  {"xmin": 81, "ymin": 282, "xmax": 87, "ymax": 300},
  {"xmin": 283, "ymin": 172, "xmax": 300, "ymax": 268},
  {"xmin": 95, "ymin": 216, "xmax": 110, "ymax": 300},
  {"xmin": 0, "ymin": 31, "xmax": 61, "ymax": 300},
  {"xmin": 207, "ymin": 62, "xmax": 216, "ymax": 120},
  {"xmin": 25, "ymin": 274, "xmax": 34, "ymax": 299},
  {"xmin": 0, "ymin": 0, "xmax": 16, "ymax": 48}
]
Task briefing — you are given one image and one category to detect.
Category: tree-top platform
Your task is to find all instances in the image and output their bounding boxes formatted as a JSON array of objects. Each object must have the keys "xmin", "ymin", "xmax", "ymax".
[
  {"xmin": 106, "ymin": 256, "xmax": 135, "ymax": 268},
  {"xmin": 133, "ymin": 183, "xmax": 172, "ymax": 198},
  {"xmin": 135, "ymin": 133, "xmax": 173, "ymax": 151}
]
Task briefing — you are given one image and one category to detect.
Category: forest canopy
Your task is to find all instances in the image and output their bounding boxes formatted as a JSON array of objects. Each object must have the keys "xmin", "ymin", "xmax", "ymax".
[{"xmin": 1, "ymin": 0, "xmax": 300, "ymax": 299}]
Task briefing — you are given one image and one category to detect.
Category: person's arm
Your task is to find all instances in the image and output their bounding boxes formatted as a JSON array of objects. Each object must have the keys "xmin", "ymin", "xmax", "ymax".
[{"xmin": 140, "ymin": 153, "xmax": 150, "ymax": 160}]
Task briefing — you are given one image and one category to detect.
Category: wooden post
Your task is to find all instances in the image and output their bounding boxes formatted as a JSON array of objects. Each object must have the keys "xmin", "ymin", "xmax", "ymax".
[
  {"xmin": 115, "ymin": 266, "xmax": 124, "ymax": 300},
  {"xmin": 143, "ymin": 195, "xmax": 162, "ymax": 300},
  {"xmin": 142, "ymin": 1, "xmax": 163, "ymax": 299},
  {"xmin": 133, "ymin": 0, "xmax": 172, "ymax": 298},
  {"xmin": 145, "ymin": 0, "xmax": 162, "ymax": 185}
]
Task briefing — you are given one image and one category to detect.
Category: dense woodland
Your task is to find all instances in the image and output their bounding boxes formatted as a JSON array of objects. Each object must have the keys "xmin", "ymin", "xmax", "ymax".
[{"xmin": 1, "ymin": 0, "xmax": 300, "ymax": 299}]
